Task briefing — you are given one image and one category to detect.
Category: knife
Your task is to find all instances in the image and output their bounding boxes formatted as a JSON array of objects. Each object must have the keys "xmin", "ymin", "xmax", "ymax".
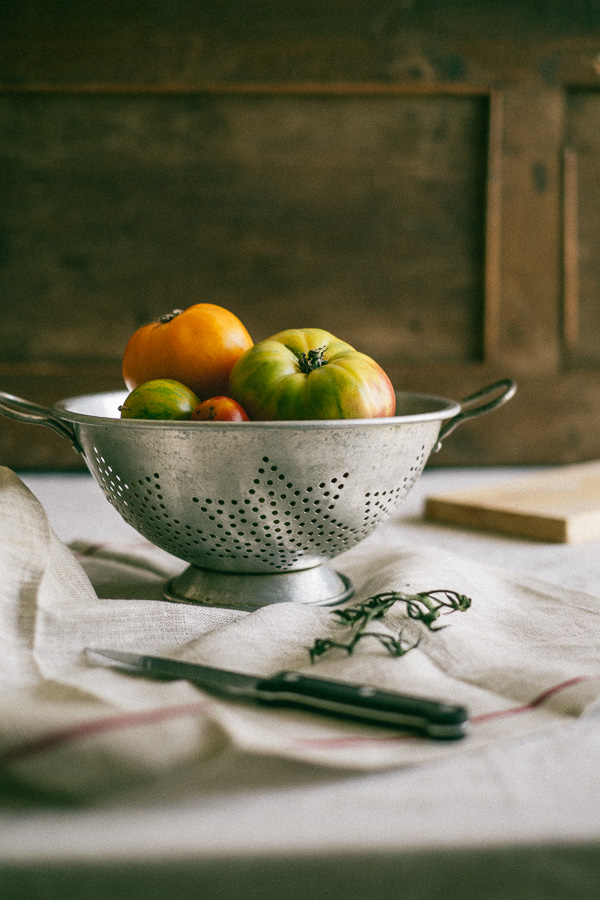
[{"xmin": 85, "ymin": 648, "xmax": 468, "ymax": 740}]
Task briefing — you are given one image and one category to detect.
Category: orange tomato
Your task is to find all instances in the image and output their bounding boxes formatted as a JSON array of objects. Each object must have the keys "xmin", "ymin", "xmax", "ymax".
[
  {"xmin": 191, "ymin": 396, "xmax": 250, "ymax": 422},
  {"xmin": 122, "ymin": 304, "xmax": 253, "ymax": 399}
]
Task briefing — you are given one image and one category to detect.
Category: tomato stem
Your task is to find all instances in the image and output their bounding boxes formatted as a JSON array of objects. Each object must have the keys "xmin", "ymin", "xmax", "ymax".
[
  {"xmin": 158, "ymin": 309, "xmax": 184, "ymax": 324},
  {"xmin": 296, "ymin": 346, "xmax": 327, "ymax": 374}
]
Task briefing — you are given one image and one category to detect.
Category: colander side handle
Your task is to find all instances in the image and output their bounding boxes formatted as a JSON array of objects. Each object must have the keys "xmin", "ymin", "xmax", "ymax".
[
  {"xmin": 433, "ymin": 379, "xmax": 517, "ymax": 452},
  {"xmin": 0, "ymin": 391, "xmax": 83, "ymax": 453}
]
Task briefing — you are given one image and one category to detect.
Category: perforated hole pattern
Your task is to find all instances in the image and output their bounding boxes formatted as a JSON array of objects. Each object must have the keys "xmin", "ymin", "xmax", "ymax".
[{"xmin": 92, "ymin": 448, "xmax": 426, "ymax": 571}]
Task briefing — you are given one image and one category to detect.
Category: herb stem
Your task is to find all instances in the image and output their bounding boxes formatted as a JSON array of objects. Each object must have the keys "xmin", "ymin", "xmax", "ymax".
[{"xmin": 308, "ymin": 588, "xmax": 471, "ymax": 662}]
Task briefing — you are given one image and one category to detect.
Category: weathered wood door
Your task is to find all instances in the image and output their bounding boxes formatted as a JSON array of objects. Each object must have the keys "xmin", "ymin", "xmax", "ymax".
[{"xmin": 2, "ymin": 2, "xmax": 600, "ymax": 468}]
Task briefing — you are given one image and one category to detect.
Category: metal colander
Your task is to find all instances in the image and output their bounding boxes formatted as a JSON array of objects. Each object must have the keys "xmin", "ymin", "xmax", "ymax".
[{"xmin": 0, "ymin": 380, "xmax": 515, "ymax": 610}]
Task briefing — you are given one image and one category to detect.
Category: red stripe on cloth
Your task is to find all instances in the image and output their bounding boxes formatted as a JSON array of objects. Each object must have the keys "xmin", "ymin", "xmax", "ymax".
[
  {"xmin": 2, "ymin": 673, "xmax": 600, "ymax": 763},
  {"xmin": 0, "ymin": 701, "xmax": 211, "ymax": 764},
  {"xmin": 470, "ymin": 673, "xmax": 600, "ymax": 726}
]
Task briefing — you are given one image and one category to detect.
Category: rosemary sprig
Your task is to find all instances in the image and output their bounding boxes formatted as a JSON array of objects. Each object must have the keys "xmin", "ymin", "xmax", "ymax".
[{"xmin": 308, "ymin": 589, "xmax": 471, "ymax": 662}]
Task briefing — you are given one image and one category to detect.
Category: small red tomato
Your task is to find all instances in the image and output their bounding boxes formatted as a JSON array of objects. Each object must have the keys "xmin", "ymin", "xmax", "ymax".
[{"xmin": 191, "ymin": 396, "xmax": 250, "ymax": 422}]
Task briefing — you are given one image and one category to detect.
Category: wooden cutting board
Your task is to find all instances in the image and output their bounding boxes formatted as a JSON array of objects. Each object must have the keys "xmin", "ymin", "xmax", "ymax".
[{"xmin": 424, "ymin": 461, "xmax": 600, "ymax": 543}]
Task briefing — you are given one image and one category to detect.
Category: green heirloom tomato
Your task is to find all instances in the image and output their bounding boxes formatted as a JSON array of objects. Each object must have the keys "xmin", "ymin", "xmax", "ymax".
[
  {"xmin": 228, "ymin": 328, "xmax": 396, "ymax": 420},
  {"xmin": 119, "ymin": 379, "xmax": 199, "ymax": 419}
]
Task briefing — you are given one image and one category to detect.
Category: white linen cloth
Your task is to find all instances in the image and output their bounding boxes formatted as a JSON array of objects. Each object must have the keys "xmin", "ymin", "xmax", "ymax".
[{"xmin": 2, "ymin": 464, "xmax": 600, "ymax": 803}]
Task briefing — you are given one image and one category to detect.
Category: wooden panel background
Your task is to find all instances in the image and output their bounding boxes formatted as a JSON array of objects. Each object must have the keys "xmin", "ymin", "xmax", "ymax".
[
  {"xmin": 564, "ymin": 88, "xmax": 600, "ymax": 365},
  {"xmin": 0, "ymin": 88, "xmax": 490, "ymax": 366},
  {"xmin": 2, "ymin": 1, "xmax": 600, "ymax": 469}
]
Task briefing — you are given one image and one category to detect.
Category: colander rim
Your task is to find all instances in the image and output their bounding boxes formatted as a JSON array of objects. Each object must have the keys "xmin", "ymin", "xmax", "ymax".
[{"xmin": 52, "ymin": 389, "xmax": 461, "ymax": 429}]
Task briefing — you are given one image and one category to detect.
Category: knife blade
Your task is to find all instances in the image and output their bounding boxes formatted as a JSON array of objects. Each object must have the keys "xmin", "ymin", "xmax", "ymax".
[{"xmin": 85, "ymin": 648, "xmax": 468, "ymax": 740}]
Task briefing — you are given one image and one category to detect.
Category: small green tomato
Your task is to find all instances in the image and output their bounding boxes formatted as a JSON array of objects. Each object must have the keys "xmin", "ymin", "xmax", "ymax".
[{"xmin": 119, "ymin": 379, "xmax": 200, "ymax": 420}]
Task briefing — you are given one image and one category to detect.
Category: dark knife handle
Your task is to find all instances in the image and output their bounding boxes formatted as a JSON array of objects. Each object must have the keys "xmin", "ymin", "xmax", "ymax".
[{"xmin": 255, "ymin": 672, "xmax": 468, "ymax": 740}]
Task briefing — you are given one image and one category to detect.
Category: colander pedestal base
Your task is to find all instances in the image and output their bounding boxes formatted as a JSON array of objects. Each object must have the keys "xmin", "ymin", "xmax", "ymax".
[{"xmin": 162, "ymin": 564, "xmax": 353, "ymax": 611}]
